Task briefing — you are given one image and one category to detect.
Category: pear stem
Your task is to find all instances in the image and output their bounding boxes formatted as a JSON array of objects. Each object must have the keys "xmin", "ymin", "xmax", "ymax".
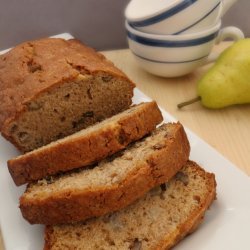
[{"xmin": 177, "ymin": 96, "xmax": 202, "ymax": 109}]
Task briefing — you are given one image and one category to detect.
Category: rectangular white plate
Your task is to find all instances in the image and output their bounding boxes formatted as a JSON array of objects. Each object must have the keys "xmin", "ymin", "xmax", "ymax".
[{"xmin": 1, "ymin": 33, "xmax": 250, "ymax": 250}]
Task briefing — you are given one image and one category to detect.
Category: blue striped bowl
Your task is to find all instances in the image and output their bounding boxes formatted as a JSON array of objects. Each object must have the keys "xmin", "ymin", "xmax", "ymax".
[
  {"xmin": 125, "ymin": 0, "xmax": 222, "ymax": 35},
  {"xmin": 126, "ymin": 20, "xmax": 221, "ymax": 77}
]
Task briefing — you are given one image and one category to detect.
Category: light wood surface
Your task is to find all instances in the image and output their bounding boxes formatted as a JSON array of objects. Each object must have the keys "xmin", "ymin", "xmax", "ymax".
[
  {"xmin": 1, "ymin": 42, "xmax": 250, "ymax": 249},
  {"xmin": 103, "ymin": 43, "xmax": 250, "ymax": 176}
]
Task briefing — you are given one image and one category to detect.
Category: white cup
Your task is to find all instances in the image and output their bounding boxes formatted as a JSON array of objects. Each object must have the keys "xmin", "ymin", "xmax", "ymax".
[
  {"xmin": 125, "ymin": 0, "xmax": 238, "ymax": 35},
  {"xmin": 126, "ymin": 20, "xmax": 244, "ymax": 77}
]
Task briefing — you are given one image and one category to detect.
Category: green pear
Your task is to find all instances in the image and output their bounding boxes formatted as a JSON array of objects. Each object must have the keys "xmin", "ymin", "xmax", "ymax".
[{"xmin": 178, "ymin": 39, "xmax": 250, "ymax": 109}]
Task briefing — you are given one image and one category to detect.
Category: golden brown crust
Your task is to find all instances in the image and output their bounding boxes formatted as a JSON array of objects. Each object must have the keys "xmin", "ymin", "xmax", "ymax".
[
  {"xmin": 19, "ymin": 123, "xmax": 190, "ymax": 225},
  {"xmin": 0, "ymin": 38, "xmax": 135, "ymax": 148},
  {"xmin": 44, "ymin": 226, "xmax": 54, "ymax": 250},
  {"xmin": 8, "ymin": 102, "xmax": 163, "ymax": 186}
]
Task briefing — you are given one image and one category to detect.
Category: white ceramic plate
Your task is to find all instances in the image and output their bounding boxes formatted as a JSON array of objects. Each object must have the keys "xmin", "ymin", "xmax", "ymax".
[{"xmin": 1, "ymin": 33, "xmax": 250, "ymax": 250}]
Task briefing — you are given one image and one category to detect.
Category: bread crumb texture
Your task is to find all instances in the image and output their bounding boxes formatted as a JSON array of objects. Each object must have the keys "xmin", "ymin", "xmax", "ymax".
[
  {"xmin": 20, "ymin": 123, "xmax": 190, "ymax": 224},
  {"xmin": 44, "ymin": 161, "xmax": 216, "ymax": 250},
  {"xmin": 0, "ymin": 38, "xmax": 134, "ymax": 152},
  {"xmin": 8, "ymin": 101, "xmax": 163, "ymax": 185}
]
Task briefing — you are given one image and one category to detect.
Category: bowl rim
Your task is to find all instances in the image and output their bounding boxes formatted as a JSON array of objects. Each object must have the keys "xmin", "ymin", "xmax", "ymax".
[
  {"xmin": 125, "ymin": 20, "xmax": 221, "ymax": 41},
  {"xmin": 125, "ymin": 0, "xmax": 188, "ymax": 22},
  {"xmin": 125, "ymin": 0, "xmax": 221, "ymax": 23}
]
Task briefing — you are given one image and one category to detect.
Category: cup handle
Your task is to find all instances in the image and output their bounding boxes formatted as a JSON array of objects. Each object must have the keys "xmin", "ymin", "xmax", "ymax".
[{"xmin": 204, "ymin": 26, "xmax": 245, "ymax": 65}]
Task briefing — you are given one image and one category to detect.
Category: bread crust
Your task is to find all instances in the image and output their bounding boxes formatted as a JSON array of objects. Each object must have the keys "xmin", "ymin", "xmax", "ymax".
[
  {"xmin": 154, "ymin": 162, "xmax": 216, "ymax": 250},
  {"xmin": 20, "ymin": 123, "xmax": 190, "ymax": 225},
  {"xmin": 8, "ymin": 102, "xmax": 163, "ymax": 186},
  {"xmin": 0, "ymin": 38, "xmax": 135, "ymax": 150},
  {"xmin": 43, "ymin": 161, "xmax": 216, "ymax": 250},
  {"xmin": 44, "ymin": 226, "xmax": 55, "ymax": 250}
]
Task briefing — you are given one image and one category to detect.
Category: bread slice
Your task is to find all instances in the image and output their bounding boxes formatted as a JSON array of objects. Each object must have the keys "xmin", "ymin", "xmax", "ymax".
[
  {"xmin": 20, "ymin": 123, "xmax": 190, "ymax": 225},
  {"xmin": 0, "ymin": 38, "xmax": 135, "ymax": 152},
  {"xmin": 44, "ymin": 161, "xmax": 216, "ymax": 250},
  {"xmin": 8, "ymin": 101, "xmax": 163, "ymax": 186}
]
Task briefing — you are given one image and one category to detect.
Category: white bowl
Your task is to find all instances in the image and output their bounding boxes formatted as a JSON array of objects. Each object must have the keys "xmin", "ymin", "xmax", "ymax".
[
  {"xmin": 126, "ymin": 20, "xmax": 244, "ymax": 77},
  {"xmin": 125, "ymin": 0, "xmax": 236, "ymax": 35}
]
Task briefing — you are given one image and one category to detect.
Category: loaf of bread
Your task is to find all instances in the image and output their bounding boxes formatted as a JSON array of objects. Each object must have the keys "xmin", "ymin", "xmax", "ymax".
[
  {"xmin": 0, "ymin": 38, "xmax": 135, "ymax": 152},
  {"xmin": 44, "ymin": 161, "xmax": 216, "ymax": 250},
  {"xmin": 20, "ymin": 123, "xmax": 190, "ymax": 225},
  {"xmin": 8, "ymin": 101, "xmax": 163, "ymax": 186}
]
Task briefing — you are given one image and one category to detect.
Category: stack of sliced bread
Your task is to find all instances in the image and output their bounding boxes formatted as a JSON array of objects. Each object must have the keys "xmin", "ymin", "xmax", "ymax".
[
  {"xmin": 1, "ymin": 38, "xmax": 216, "ymax": 250},
  {"xmin": 8, "ymin": 101, "xmax": 163, "ymax": 186},
  {"xmin": 44, "ymin": 161, "xmax": 216, "ymax": 250}
]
